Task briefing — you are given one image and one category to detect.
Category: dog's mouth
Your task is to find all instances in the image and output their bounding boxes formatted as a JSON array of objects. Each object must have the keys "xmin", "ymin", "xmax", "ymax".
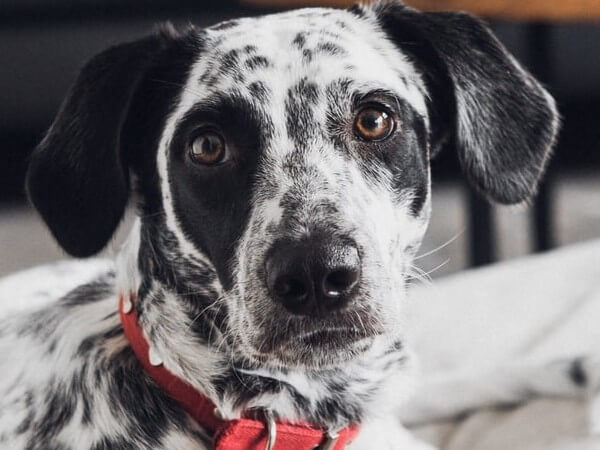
[
  {"xmin": 281, "ymin": 328, "xmax": 376, "ymax": 366},
  {"xmin": 246, "ymin": 311, "xmax": 385, "ymax": 367}
]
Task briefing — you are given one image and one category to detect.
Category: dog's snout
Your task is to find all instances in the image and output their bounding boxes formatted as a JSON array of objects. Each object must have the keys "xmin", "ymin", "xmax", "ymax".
[{"xmin": 265, "ymin": 238, "xmax": 361, "ymax": 315}]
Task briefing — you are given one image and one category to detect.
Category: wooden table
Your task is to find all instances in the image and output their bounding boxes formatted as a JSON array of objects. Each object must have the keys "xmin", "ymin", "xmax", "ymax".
[{"xmin": 242, "ymin": 0, "xmax": 600, "ymax": 22}]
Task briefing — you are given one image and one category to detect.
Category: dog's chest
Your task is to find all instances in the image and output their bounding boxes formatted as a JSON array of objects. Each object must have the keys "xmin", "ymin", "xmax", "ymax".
[{"xmin": 0, "ymin": 267, "xmax": 210, "ymax": 449}]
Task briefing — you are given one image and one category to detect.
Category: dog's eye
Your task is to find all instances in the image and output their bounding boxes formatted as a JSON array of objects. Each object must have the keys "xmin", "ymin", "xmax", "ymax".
[
  {"xmin": 353, "ymin": 107, "xmax": 395, "ymax": 141},
  {"xmin": 189, "ymin": 132, "xmax": 226, "ymax": 165}
]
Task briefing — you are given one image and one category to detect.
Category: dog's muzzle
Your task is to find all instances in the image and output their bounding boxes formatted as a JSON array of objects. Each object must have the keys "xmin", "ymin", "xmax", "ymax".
[{"xmin": 265, "ymin": 236, "xmax": 361, "ymax": 316}]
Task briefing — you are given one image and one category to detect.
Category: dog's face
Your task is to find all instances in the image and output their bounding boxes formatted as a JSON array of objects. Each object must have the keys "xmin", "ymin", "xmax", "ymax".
[
  {"xmin": 164, "ymin": 9, "xmax": 431, "ymax": 367},
  {"xmin": 27, "ymin": 2, "xmax": 558, "ymax": 370}
]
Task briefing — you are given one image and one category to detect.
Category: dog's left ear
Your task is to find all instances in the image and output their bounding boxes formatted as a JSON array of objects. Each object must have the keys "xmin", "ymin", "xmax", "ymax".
[{"xmin": 371, "ymin": 2, "xmax": 559, "ymax": 204}]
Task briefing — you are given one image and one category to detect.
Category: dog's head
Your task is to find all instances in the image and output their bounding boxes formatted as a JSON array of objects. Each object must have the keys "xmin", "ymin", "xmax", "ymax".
[{"xmin": 27, "ymin": 2, "xmax": 558, "ymax": 369}]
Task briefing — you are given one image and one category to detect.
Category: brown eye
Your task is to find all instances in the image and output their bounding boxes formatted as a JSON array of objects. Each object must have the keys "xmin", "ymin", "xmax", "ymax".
[
  {"xmin": 189, "ymin": 132, "xmax": 226, "ymax": 165},
  {"xmin": 353, "ymin": 107, "xmax": 395, "ymax": 141}
]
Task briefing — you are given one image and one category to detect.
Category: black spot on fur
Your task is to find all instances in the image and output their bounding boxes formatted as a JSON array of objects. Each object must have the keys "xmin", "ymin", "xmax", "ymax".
[
  {"xmin": 292, "ymin": 32, "xmax": 307, "ymax": 48},
  {"xmin": 285, "ymin": 78, "xmax": 321, "ymax": 148},
  {"xmin": 15, "ymin": 392, "xmax": 34, "ymax": 434},
  {"xmin": 245, "ymin": 55, "xmax": 271, "ymax": 70},
  {"xmin": 213, "ymin": 368, "xmax": 286, "ymax": 407},
  {"xmin": 25, "ymin": 380, "xmax": 77, "ymax": 447},
  {"xmin": 302, "ymin": 48, "xmax": 313, "ymax": 63},
  {"xmin": 15, "ymin": 410, "xmax": 34, "ymax": 435},
  {"xmin": 384, "ymin": 339, "xmax": 404, "ymax": 354},
  {"xmin": 289, "ymin": 389, "xmax": 311, "ymax": 412},
  {"xmin": 77, "ymin": 324, "xmax": 122, "ymax": 356},
  {"xmin": 248, "ymin": 81, "xmax": 270, "ymax": 100},
  {"xmin": 220, "ymin": 48, "xmax": 241, "ymax": 74},
  {"xmin": 59, "ymin": 274, "xmax": 115, "ymax": 306},
  {"xmin": 47, "ymin": 338, "xmax": 57, "ymax": 354},
  {"xmin": 81, "ymin": 389, "xmax": 93, "ymax": 425},
  {"xmin": 17, "ymin": 309, "xmax": 61, "ymax": 340},
  {"xmin": 316, "ymin": 42, "xmax": 346, "ymax": 56},
  {"xmin": 409, "ymin": 183, "xmax": 428, "ymax": 216},
  {"xmin": 569, "ymin": 359, "xmax": 588, "ymax": 387},
  {"xmin": 104, "ymin": 350, "xmax": 186, "ymax": 445}
]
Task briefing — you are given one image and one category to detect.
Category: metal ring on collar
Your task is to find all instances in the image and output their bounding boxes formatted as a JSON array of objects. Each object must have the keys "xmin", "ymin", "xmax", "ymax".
[{"xmin": 263, "ymin": 409, "xmax": 277, "ymax": 450}]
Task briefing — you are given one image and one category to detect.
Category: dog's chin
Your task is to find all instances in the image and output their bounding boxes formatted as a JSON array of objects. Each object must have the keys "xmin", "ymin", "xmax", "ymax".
[
  {"xmin": 280, "ymin": 331, "xmax": 377, "ymax": 369},
  {"xmin": 249, "ymin": 329, "xmax": 379, "ymax": 369}
]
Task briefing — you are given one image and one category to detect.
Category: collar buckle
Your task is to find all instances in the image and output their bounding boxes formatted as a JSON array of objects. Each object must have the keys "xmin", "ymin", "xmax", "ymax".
[
  {"xmin": 263, "ymin": 409, "xmax": 341, "ymax": 450},
  {"xmin": 316, "ymin": 430, "xmax": 340, "ymax": 450}
]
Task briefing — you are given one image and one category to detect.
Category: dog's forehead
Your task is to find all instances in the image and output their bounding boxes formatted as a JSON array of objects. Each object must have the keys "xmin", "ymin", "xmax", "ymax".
[{"xmin": 189, "ymin": 8, "xmax": 427, "ymax": 115}]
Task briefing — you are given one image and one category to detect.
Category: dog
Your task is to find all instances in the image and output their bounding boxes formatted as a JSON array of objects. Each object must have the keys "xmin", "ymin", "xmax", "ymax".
[{"xmin": 0, "ymin": 1, "xmax": 559, "ymax": 448}]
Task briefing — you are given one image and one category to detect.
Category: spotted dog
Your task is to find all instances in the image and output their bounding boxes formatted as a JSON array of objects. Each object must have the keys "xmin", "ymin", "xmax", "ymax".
[{"xmin": 0, "ymin": 1, "xmax": 558, "ymax": 449}]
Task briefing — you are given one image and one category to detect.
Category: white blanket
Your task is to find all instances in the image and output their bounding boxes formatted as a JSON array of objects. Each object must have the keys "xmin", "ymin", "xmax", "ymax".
[{"xmin": 405, "ymin": 239, "xmax": 600, "ymax": 449}]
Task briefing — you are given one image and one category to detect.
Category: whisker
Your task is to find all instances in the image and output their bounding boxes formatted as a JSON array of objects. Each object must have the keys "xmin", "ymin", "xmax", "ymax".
[{"xmin": 415, "ymin": 228, "xmax": 465, "ymax": 260}]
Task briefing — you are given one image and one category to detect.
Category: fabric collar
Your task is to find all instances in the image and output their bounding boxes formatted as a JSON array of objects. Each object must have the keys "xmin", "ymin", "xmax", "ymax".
[{"xmin": 118, "ymin": 293, "xmax": 360, "ymax": 450}]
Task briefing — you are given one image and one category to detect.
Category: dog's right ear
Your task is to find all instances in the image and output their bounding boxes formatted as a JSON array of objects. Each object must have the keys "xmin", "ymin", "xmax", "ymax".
[{"xmin": 26, "ymin": 31, "xmax": 175, "ymax": 257}]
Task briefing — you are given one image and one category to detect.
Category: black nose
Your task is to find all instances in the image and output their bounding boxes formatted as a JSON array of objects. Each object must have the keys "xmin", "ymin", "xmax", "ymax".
[{"xmin": 265, "ymin": 237, "xmax": 361, "ymax": 316}]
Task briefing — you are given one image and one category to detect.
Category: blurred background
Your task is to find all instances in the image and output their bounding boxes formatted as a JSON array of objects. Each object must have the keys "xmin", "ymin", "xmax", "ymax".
[{"xmin": 1, "ymin": 0, "xmax": 599, "ymax": 278}]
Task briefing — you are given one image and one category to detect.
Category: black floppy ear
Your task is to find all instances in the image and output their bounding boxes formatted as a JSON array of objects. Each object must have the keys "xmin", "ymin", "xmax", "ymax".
[
  {"xmin": 26, "ymin": 31, "xmax": 174, "ymax": 257},
  {"xmin": 373, "ymin": 2, "xmax": 559, "ymax": 204}
]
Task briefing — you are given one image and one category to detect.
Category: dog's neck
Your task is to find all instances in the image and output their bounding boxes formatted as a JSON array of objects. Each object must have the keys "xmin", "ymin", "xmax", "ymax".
[{"xmin": 116, "ymin": 218, "xmax": 413, "ymax": 430}]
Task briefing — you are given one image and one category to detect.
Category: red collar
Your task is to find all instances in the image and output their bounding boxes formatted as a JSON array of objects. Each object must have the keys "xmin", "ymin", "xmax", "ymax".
[{"xmin": 119, "ymin": 294, "xmax": 360, "ymax": 450}]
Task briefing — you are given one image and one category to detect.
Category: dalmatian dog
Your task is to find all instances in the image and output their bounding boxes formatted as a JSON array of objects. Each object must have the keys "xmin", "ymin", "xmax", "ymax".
[{"xmin": 0, "ymin": 1, "xmax": 559, "ymax": 449}]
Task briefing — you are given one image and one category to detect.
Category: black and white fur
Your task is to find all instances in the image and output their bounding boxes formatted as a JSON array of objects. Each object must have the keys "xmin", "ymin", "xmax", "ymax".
[{"xmin": 0, "ymin": 2, "xmax": 559, "ymax": 449}]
